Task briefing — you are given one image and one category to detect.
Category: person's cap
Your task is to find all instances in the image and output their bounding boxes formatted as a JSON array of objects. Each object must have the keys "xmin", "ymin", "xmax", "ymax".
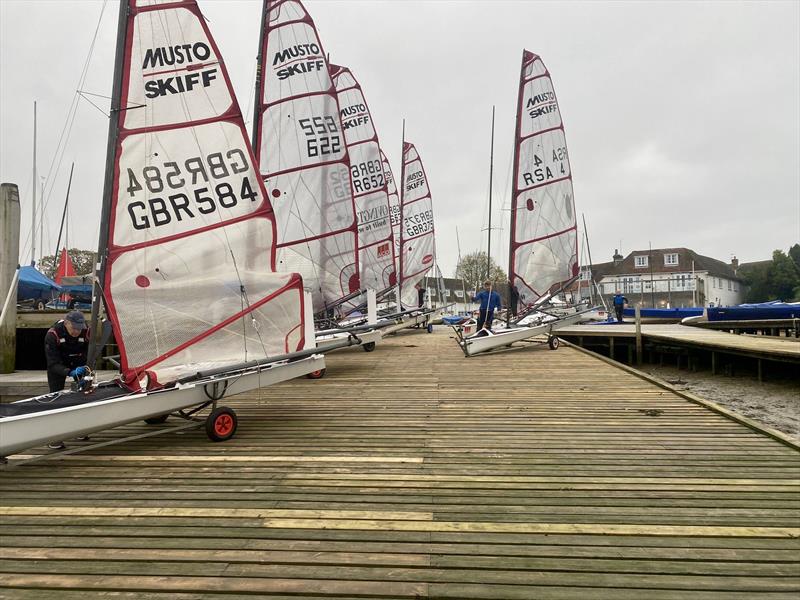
[{"xmin": 65, "ymin": 310, "xmax": 87, "ymax": 329}]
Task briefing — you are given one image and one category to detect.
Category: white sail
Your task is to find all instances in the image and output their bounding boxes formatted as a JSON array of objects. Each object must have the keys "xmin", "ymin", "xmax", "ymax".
[
  {"xmin": 330, "ymin": 64, "xmax": 396, "ymax": 294},
  {"xmin": 398, "ymin": 142, "xmax": 435, "ymax": 308},
  {"xmin": 509, "ymin": 50, "xmax": 578, "ymax": 309},
  {"xmin": 253, "ymin": 0, "xmax": 359, "ymax": 313},
  {"xmin": 104, "ymin": 0, "xmax": 305, "ymax": 389},
  {"xmin": 382, "ymin": 150, "xmax": 401, "ymax": 278}
]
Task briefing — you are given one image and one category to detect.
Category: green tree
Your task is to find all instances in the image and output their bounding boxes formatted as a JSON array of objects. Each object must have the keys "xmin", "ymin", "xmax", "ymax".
[
  {"xmin": 37, "ymin": 248, "xmax": 96, "ymax": 278},
  {"xmin": 742, "ymin": 249, "xmax": 800, "ymax": 302},
  {"xmin": 789, "ymin": 243, "xmax": 800, "ymax": 272},
  {"xmin": 455, "ymin": 251, "xmax": 507, "ymax": 289},
  {"xmin": 766, "ymin": 250, "xmax": 800, "ymax": 301}
]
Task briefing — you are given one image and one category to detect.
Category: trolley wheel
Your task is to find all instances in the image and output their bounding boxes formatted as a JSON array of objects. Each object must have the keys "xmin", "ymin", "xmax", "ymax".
[
  {"xmin": 548, "ymin": 335, "xmax": 560, "ymax": 350},
  {"xmin": 206, "ymin": 406, "xmax": 237, "ymax": 442},
  {"xmin": 362, "ymin": 342, "xmax": 376, "ymax": 352},
  {"xmin": 426, "ymin": 323, "xmax": 434, "ymax": 334},
  {"xmin": 144, "ymin": 414, "xmax": 169, "ymax": 425},
  {"xmin": 306, "ymin": 368, "xmax": 326, "ymax": 379}
]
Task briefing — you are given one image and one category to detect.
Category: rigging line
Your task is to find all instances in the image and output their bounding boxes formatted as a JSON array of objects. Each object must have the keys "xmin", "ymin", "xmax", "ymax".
[
  {"xmin": 77, "ymin": 91, "xmax": 110, "ymax": 118},
  {"xmin": 36, "ymin": 0, "xmax": 109, "ymax": 242},
  {"xmin": 18, "ymin": 0, "xmax": 109, "ymax": 257}
]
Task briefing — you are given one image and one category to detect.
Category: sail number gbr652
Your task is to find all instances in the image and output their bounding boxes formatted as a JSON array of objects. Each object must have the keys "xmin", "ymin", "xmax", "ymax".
[{"xmin": 124, "ymin": 149, "xmax": 259, "ymax": 230}]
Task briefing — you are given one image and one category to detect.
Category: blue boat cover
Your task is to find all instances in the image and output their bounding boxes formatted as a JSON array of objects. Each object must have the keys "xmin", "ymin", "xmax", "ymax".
[
  {"xmin": 442, "ymin": 315, "xmax": 468, "ymax": 325},
  {"xmin": 708, "ymin": 301, "xmax": 800, "ymax": 321},
  {"xmin": 622, "ymin": 307, "xmax": 703, "ymax": 319},
  {"xmin": 17, "ymin": 266, "xmax": 61, "ymax": 301}
]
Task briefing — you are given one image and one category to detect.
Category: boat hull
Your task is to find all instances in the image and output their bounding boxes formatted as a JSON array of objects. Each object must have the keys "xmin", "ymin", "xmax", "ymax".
[
  {"xmin": 315, "ymin": 328, "xmax": 382, "ymax": 351},
  {"xmin": 460, "ymin": 310, "xmax": 588, "ymax": 357},
  {"xmin": 0, "ymin": 355, "xmax": 324, "ymax": 458}
]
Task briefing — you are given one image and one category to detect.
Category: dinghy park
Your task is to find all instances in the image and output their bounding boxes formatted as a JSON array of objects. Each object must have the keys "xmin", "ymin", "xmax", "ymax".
[{"xmin": 0, "ymin": 0, "xmax": 798, "ymax": 598}]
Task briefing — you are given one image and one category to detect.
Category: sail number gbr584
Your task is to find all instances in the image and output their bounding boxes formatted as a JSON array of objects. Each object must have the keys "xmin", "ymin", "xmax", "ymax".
[{"xmin": 124, "ymin": 149, "xmax": 259, "ymax": 230}]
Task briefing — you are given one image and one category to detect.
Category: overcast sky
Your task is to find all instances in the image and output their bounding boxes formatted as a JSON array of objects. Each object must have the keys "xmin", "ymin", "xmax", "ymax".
[{"xmin": 1, "ymin": 0, "xmax": 798, "ymax": 277}]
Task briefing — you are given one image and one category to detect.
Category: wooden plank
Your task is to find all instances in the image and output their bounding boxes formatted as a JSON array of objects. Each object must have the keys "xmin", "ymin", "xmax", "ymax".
[{"xmin": 0, "ymin": 330, "xmax": 798, "ymax": 598}]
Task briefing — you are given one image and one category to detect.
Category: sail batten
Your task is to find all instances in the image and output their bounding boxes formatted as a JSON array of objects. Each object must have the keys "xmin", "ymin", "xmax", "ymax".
[
  {"xmin": 104, "ymin": 0, "xmax": 305, "ymax": 389},
  {"xmin": 509, "ymin": 50, "xmax": 578, "ymax": 310},
  {"xmin": 253, "ymin": 0, "xmax": 359, "ymax": 312}
]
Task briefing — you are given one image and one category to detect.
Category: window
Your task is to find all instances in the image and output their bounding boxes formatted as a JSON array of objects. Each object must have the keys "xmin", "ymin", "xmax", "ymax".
[
  {"xmin": 455, "ymin": 290, "xmax": 464, "ymax": 298},
  {"xmin": 733, "ymin": 282, "xmax": 738, "ymax": 292},
  {"xmin": 580, "ymin": 269, "xmax": 592, "ymax": 281},
  {"xmin": 634, "ymin": 255, "xmax": 648, "ymax": 268},
  {"xmin": 664, "ymin": 253, "xmax": 678, "ymax": 266},
  {"xmin": 727, "ymin": 280, "xmax": 731, "ymax": 291}
]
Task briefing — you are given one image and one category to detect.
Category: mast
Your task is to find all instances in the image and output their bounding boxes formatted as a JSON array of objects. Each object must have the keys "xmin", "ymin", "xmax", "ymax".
[
  {"xmin": 250, "ymin": 0, "xmax": 268, "ymax": 153},
  {"xmin": 397, "ymin": 119, "xmax": 405, "ymax": 311},
  {"xmin": 486, "ymin": 105, "xmax": 494, "ymax": 281},
  {"xmin": 87, "ymin": 0, "xmax": 129, "ymax": 365},
  {"xmin": 30, "ymin": 101, "xmax": 36, "ymax": 266},
  {"xmin": 52, "ymin": 162, "xmax": 75, "ymax": 278},
  {"xmin": 38, "ymin": 176, "xmax": 45, "ymax": 265}
]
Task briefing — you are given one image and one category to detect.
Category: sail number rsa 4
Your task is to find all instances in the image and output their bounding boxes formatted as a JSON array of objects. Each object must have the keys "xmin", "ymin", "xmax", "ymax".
[
  {"xmin": 253, "ymin": 0, "xmax": 359, "ymax": 313},
  {"xmin": 398, "ymin": 142, "xmax": 435, "ymax": 308},
  {"xmin": 330, "ymin": 64, "xmax": 397, "ymax": 295},
  {"xmin": 107, "ymin": 0, "xmax": 306, "ymax": 389},
  {"xmin": 510, "ymin": 50, "xmax": 578, "ymax": 310}
]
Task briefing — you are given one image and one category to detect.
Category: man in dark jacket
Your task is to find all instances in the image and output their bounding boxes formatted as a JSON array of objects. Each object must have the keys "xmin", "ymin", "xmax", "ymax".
[
  {"xmin": 44, "ymin": 310, "xmax": 91, "ymax": 449},
  {"xmin": 472, "ymin": 280, "xmax": 502, "ymax": 332},
  {"xmin": 612, "ymin": 290, "xmax": 628, "ymax": 323}
]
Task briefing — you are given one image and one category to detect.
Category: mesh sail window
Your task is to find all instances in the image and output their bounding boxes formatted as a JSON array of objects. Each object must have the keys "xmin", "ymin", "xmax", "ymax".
[
  {"xmin": 398, "ymin": 142, "xmax": 435, "ymax": 308},
  {"xmin": 509, "ymin": 50, "xmax": 578, "ymax": 309},
  {"xmin": 330, "ymin": 64, "xmax": 396, "ymax": 294},
  {"xmin": 253, "ymin": 0, "xmax": 359, "ymax": 313},
  {"xmin": 105, "ymin": 0, "xmax": 305, "ymax": 388}
]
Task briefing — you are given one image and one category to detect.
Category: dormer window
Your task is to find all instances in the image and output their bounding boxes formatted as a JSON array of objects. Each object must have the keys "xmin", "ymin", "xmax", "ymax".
[
  {"xmin": 664, "ymin": 253, "xmax": 678, "ymax": 266},
  {"xmin": 634, "ymin": 255, "xmax": 648, "ymax": 268}
]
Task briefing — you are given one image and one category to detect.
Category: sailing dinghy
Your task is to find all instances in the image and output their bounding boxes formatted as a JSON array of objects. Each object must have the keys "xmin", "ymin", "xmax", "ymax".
[
  {"xmin": 0, "ymin": 0, "xmax": 329, "ymax": 460},
  {"xmin": 252, "ymin": 0, "xmax": 382, "ymax": 354},
  {"xmin": 454, "ymin": 51, "xmax": 593, "ymax": 357},
  {"xmin": 378, "ymin": 140, "xmax": 445, "ymax": 335}
]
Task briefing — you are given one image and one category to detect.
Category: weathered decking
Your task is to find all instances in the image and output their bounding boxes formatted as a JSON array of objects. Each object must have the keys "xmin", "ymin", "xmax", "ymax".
[
  {"xmin": 1, "ymin": 328, "xmax": 799, "ymax": 599},
  {"xmin": 559, "ymin": 323, "xmax": 800, "ymax": 363}
]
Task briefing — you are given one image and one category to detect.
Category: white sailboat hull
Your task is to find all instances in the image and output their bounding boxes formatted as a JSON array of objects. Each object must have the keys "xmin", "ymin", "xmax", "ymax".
[
  {"xmin": 459, "ymin": 311, "xmax": 586, "ymax": 356},
  {"xmin": 379, "ymin": 307, "xmax": 442, "ymax": 336},
  {"xmin": 0, "ymin": 355, "xmax": 324, "ymax": 458},
  {"xmin": 315, "ymin": 328, "xmax": 382, "ymax": 351}
]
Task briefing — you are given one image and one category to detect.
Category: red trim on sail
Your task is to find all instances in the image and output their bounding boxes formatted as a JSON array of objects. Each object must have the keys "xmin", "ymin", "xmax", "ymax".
[
  {"xmin": 132, "ymin": 274, "xmax": 303, "ymax": 377},
  {"xmin": 105, "ymin": 0, "xmax": 300, "ymax": 383},
  {"xmin": 253, "ymin": 0, "xmax": 360, "ymax": 308},
  {"xmin": 508, "ymin": 49, "xmax": 578, "ymax": 302}
]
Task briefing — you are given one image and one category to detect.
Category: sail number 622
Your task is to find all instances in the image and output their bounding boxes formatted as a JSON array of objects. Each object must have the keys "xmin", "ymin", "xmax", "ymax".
[{"xmin": 298, "ymin": 116, "xmax": 341, "ymax": 158}]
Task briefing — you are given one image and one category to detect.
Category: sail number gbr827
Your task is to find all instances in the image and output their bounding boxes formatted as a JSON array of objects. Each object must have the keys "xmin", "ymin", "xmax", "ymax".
[{"xmin": 124, "ymin": 148, "xmax": 259, "ymax": 231}]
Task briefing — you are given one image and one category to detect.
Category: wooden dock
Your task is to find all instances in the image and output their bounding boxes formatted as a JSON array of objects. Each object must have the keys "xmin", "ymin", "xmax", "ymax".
[{"xmin": 1, "ymin": 329, "xmax": 799, "ymax": 598}]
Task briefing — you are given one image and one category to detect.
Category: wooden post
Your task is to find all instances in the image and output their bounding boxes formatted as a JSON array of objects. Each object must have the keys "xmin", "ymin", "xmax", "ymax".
[
  {"xmin": 0, "ymin": 183, "xmax": 21, "ymax": 373},
  {"xmin": 609, "ymin": 336, "xmax": 615, "ymax": 360},
  {"xmin": 757, "ymin": 358, "xmax": 763, "ymax": 383},
  {"xmin": 711, "ymin": 351, "xmax": 716, "ymax": 375},
  {"xmin": 634, "ymin": 305, "xmax": 642, "ymax": 366}
]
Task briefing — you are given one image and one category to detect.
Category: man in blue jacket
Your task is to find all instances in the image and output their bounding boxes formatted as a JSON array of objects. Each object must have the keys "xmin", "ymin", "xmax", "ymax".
[
  {"xmin": 472, "ymin": 280, "xmax": 502, "ymax": 332},
  {"xmin": 612, "ymin": 290, "xmax": 628, "ymax": 323}
]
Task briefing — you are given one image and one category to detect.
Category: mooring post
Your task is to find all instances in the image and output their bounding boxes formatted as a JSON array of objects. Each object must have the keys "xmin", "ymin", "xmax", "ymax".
[
  {"xmin": 0, "ymin": 183, "xmax": 21, "ymax": 373},
  {"xmin": 634, "ymin": 305, "xmax": 642, "ymax": 366}
]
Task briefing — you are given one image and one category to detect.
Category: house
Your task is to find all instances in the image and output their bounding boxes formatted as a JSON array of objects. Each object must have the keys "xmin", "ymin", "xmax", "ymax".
[{"xmin": 578, "ymin": 248, "xmax": 744, "ymax": 308}]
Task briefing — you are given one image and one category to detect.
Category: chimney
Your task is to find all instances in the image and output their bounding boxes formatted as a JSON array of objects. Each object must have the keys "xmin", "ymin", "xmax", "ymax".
[
  {"xmin": 731, "ymin": 256, "xmax": 739, "ymax": 274},
  {"xmin": 613, "ymin": 249, "xmax": 623, "ymax": 266}
]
